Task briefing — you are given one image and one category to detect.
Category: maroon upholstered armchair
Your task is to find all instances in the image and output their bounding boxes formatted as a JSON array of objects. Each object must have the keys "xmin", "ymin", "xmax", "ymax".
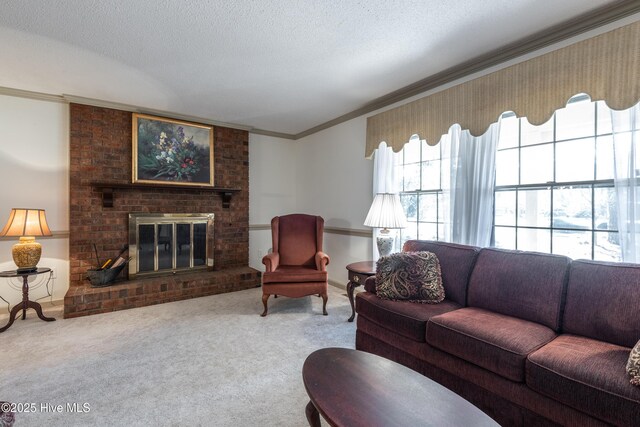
[{"xmin": 261, "ymin": 214, "xmax": 330, "ymax": 317}]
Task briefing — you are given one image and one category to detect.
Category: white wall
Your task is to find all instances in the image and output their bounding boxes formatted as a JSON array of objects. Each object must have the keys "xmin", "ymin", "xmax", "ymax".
[
  {"xmin": 294, "ymin": 117, "xmax": 373, "ymax": 285},
  {"xmin": 248, "ymin": 120, "xmax": 375, "ymax": 287},
  {"xmin": 0, "ymin": 94, "xmax": 69, "ymax": 305},
  {"xmin": 248, "ymin": 133, "xmax": 299, "ymax": 270}
]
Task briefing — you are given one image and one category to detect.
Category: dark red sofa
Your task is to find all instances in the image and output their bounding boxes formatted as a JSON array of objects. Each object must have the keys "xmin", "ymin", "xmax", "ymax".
[{"xmin": 355, "ymin": 240, "xmax": 640, "ymax": 426}]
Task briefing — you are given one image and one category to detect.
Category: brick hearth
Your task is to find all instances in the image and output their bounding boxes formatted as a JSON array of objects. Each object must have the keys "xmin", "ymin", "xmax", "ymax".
[
  {"xmin": 65, "ymin": 103, "xmax": 258, "ymax": 318},
  {"xmin": 64, "ymin": 267, "xmax": 260, "ymax": 318}
]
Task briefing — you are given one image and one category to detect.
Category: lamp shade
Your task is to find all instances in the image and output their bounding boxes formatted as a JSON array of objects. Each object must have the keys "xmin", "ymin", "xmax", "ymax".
[
  {"xmin": 0, "ymin": 208, "xmax": 52, "ymax": 237},
  {"xmin": 364, "ymin": 193, "xmax": 407, "ymax": 229}
]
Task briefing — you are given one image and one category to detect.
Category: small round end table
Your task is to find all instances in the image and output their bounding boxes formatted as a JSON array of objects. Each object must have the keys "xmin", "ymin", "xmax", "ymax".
[
  {"xmin": 0, "ymin": 267, "xmax": 55, "ymax": 333},
  {"xmin": 346, "ymin": 261, "xmax": 375, "ymax": 322}
]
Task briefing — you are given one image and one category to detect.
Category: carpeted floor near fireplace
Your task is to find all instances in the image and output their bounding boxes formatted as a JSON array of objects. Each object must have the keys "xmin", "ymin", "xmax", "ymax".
[{"xmin": 0, "ymin": 286, "xmax": 356, "ymax": 426}]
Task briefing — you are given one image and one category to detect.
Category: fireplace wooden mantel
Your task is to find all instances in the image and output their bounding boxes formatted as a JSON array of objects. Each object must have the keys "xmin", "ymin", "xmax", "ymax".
[{"xmin": 91, "ymin": 182, "xmax": 240, "ymax": 208}]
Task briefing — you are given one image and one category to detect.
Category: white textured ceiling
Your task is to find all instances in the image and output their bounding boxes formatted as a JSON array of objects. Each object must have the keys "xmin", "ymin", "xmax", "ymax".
[{"xmin": 0, "ymin": 0, "xmax": 617, "ymax": 135}]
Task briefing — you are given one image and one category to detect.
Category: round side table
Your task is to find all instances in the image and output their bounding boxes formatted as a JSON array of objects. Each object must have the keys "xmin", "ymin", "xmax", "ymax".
[
  {"xmin": 0, "ymin": 267, "xmax": 55, "ymax": 333},
  {"xmin": 346, "ymin": 261, "xmax": 375, "ymax": 322}
]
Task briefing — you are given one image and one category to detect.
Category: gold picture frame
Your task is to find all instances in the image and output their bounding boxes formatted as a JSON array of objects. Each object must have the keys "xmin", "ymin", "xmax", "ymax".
[{"xmin": 132, "ymin": 113, "xmax": 214, "ymax": 187}]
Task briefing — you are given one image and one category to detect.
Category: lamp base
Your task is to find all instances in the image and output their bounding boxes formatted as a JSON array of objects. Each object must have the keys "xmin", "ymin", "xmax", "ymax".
[
  {"xmin": 12, "ymin": 237, "xmax": 42, "ymax": 272},
  {"xmin": 376, "ymin": 235, "xmax": 395, "ymax": 257}
]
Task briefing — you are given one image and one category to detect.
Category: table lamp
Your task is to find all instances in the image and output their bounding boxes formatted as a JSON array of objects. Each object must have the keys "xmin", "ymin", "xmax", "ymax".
[
  {"xmin": 364, "ymin": 193, "xmax": 407, "ymax": 257},
  {"xmin": 0, "ymin": 208, "xmax": 52, "ymax": 272}
]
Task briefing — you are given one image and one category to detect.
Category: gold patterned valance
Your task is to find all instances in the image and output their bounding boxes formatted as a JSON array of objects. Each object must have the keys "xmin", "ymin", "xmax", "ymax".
[{"xmin": 365, "ymin": 20, "xmax": 640, "ymax": 157}]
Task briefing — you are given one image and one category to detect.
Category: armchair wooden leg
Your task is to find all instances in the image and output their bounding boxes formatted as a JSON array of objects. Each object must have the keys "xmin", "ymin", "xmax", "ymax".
[
  {"xmin": 261, "ymin": 294, "xmax": 270, "ymax": 317},
  {"xmin": 321, "ymin": 292, "xmax": 328, "ymax": 316}
]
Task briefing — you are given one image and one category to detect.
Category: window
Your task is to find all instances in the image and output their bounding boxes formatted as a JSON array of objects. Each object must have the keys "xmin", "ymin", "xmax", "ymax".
[
  {"xmin": 495, "ymin": 96, "xmax": 619, "ymax": 261},
  {"xmin": 396, "ymin": 137, "xmax": 446, "ymax": 248},
  {"xmin": 395, "ymin": 95, "xmax": 622, "ymax": 261}
]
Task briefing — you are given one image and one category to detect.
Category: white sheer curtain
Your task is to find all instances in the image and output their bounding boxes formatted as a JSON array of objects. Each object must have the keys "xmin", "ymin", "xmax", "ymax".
[
  {"xmin": 612, "ymin": 103, "xmax": 640, "ymax": 262},
  {"xmin": 441, "ymin": 122, "xmax": 500, "ymax": 246},
  {"xmin": 371, "ymin": 141, "xmax": 401, "ymax": 259}
]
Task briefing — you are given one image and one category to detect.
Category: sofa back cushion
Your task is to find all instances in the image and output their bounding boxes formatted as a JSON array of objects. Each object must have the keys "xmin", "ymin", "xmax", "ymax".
[
  {"xmin": 467, "ymin": 248, "xmax": 570, "ymax": 331},
  {"xmin": 563, "ymin": 260, "xmax": 640, "ymax": 348},
  {"xmin": 402, "ymin": 240, "xmax": 480, "ymax": 306}
]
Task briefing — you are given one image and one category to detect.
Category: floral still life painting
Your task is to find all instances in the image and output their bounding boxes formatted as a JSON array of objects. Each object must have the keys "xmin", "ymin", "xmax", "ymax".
[{"xmin": 132, "ymin": 113, "xmax": 214, "ymax": 186}]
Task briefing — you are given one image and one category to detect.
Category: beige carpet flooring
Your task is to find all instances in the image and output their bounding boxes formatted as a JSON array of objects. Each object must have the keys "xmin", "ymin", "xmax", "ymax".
[{"xmin": 0, "ymin": 285, "xmax": 356, "ymax": 426}]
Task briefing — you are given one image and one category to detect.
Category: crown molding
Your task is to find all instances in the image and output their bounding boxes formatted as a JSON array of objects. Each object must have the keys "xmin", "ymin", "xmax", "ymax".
[
  {"xmin": 292, "ymin": 1, "xmax": 640, "ymax": 140},
  {"xmin": 0, "ymin": 86, "xmax": 66, "ymax": 103},
  {"xmin": 249, "ymin": 128, "xmax": 296, "ymax": 140},
  {"xmin": 63, "ymin": 94, "xmax": 254, "ymax": 131}
]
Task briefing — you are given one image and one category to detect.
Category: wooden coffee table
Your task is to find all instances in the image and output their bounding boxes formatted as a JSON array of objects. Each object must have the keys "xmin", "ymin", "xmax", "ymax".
[{"xmin": 302, "ymin": 348, "xmax": 499, "ymax": 427}]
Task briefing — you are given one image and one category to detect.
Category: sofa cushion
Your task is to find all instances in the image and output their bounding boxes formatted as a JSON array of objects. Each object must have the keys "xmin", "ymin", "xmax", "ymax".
[
  {"xmin": 563, "ymin": 259, "xmax": 640, "ymax": 348},
  {"xmin": 375, "ymin": 251, "xmax": 444, "ymax": 303},
  {"xmin": 467, "ymin": 248, "xmax": 570, "ymax": 331},
  {"xmin": 402, "ymin": 240, "xmax": 480, "ymax": 306},
  {"xmin": 628, "ymin": 340, "xmax": 640, "ymax": 386},
  {"xmin": 356, "ymin": 292, "xmax": 461, "ymax": 342},
  {"xmin": 261, "ymin": 266, "xmax": 327, "ymax": 284},
  {"xmin": 527, "ymin": 334, "xmax": 640, "ymax": 426},
  {"xmin": 427, "ymin": 307, "xmax": 557, "ymax": 382}
]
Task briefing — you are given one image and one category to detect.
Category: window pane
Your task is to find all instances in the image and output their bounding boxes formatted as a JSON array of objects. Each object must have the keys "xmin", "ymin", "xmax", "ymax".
[
  {"xmin": 596, "ymin": 135, "xmax": 614, "ymax": 180},
  {"xmin": 421, "ymin": 160, "xmax": 440, "ymax": 190},
  {"xmin": 521, "ymin": 144, "xmax": 553, "ymax": 184},
  {"xmin": 518, "ymin": 189, "xmax": 550, "ymax": 228},
  {"xmin": 495, "ymin": 190, "xmax": 516, "ymax": 226},
  {"xmin": 401, "ymin": 193, "xmax": 417, "ymax": 221},
  {"xmin": 418, "ymin": 223, "xmax": 438, "ymax": 241},
  {"xmin": 596, "ymin": 101, "xmax": 613, "ymax": 135},
  {"xmin": 556, "ymin": 138, "xmax": 594, "ymax": 182},
  {"xmin": 494, "ymin": 226, "xmax": 516, "ymax": 250},
  {"xmin": 401, "ymin": 222, "xmax": 418, "ymax": 243},
  {"xmin": 521, "ymin": 117, "xmax": 553, "ymax": 146},
  {"xmin": 422, "ymin": 141, "xmax": 439, "ymax": 161},
  {"xmin": 419, "ymin": 193, "xmax": 438, "ymax": 222},
  {"xmin": 403, "ymin": 138, "xmax": 421, "ymax": 163},
  {"xmin": 496, "ymin": 149, "xmax": 518, "ymax": 186},
  {"xmin": 438, "ymin": 193, "xmax": 445, "ymax": 225},
  {"xmin": 552, "ymin": 230, "xmax": 592, "ymax": 259},
  {"xmin": 594, "ymin": 187, "xmax": 617, "ymax": 231},
  {"xmin": 556, "ymin": 99, "xmax": 594, "ymax": 141},
  {"xmin": 594, "ymin": 231, "xmax": 621, "ymax": 261},
  {"xmin": 553, "ymin": 187, "xmax": 592, "ymax": 230},
  {"xmin": 498, "ymin": 114, "xmax": 519, "ymax": 149},
  {"xmin": 403, "ymin": 163, "xmax": 420, "ymax": 191},
  {"xmin": 518, "ymin": 228, "xmax": 550, "ymax": 253}
]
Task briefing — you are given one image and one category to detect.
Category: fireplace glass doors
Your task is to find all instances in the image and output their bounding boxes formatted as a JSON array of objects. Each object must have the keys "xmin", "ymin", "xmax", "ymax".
[{"xmin": 129, "ymin": 213, "xmax": 214, "ymax": 278}]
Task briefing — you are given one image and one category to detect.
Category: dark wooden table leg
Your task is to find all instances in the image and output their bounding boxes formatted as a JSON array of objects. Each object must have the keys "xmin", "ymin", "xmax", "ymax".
[
  {"xmin": 27, "ymin": 300, "xmax": 55, "ymax": 322},
  {"xmin": 0, "ymin": 273, "xmax": 55, "ymax": 332},
  {"xmin": 0, "ymin": 303, "xmax": 22, "ymax": 332},
  {"xmin": 21, "ymin": 275, "xmax": 28, "ymax": 320},
  {"xmin": 347, "ymin": 280, "xmax": 358, "ymax": 322},
  {"xmin": 305, "ymin": 400, "xmax": 321, "ymax": 427}
]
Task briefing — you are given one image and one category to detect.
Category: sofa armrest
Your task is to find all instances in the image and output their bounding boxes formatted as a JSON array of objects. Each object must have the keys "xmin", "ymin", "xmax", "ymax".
[
  {"xmin": 315, "ymin": 251, "xmax": 330, "ymax": 271},
  {"xmin": 262, "ymin": 252, "xmax": 279, "ymax": 272},
  {"xmin": 364, "ymin": 276, "xmax": 377, "ymax": 293}
]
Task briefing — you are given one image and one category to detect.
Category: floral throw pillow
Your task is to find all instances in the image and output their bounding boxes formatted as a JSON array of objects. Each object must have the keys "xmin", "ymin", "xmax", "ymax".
[
  {"xmin": 627, "ymin": 340, "xmax": 640, "ymax": 386},
  {"xmin": 375, "ymin": 251, "xmax": 444, "ymax": 304}
]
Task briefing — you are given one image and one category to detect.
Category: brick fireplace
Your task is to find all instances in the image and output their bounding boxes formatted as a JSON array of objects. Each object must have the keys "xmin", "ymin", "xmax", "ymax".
[{"xmin": 64, "ymin": 104, "xmax": 260, "ymax": 318}]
